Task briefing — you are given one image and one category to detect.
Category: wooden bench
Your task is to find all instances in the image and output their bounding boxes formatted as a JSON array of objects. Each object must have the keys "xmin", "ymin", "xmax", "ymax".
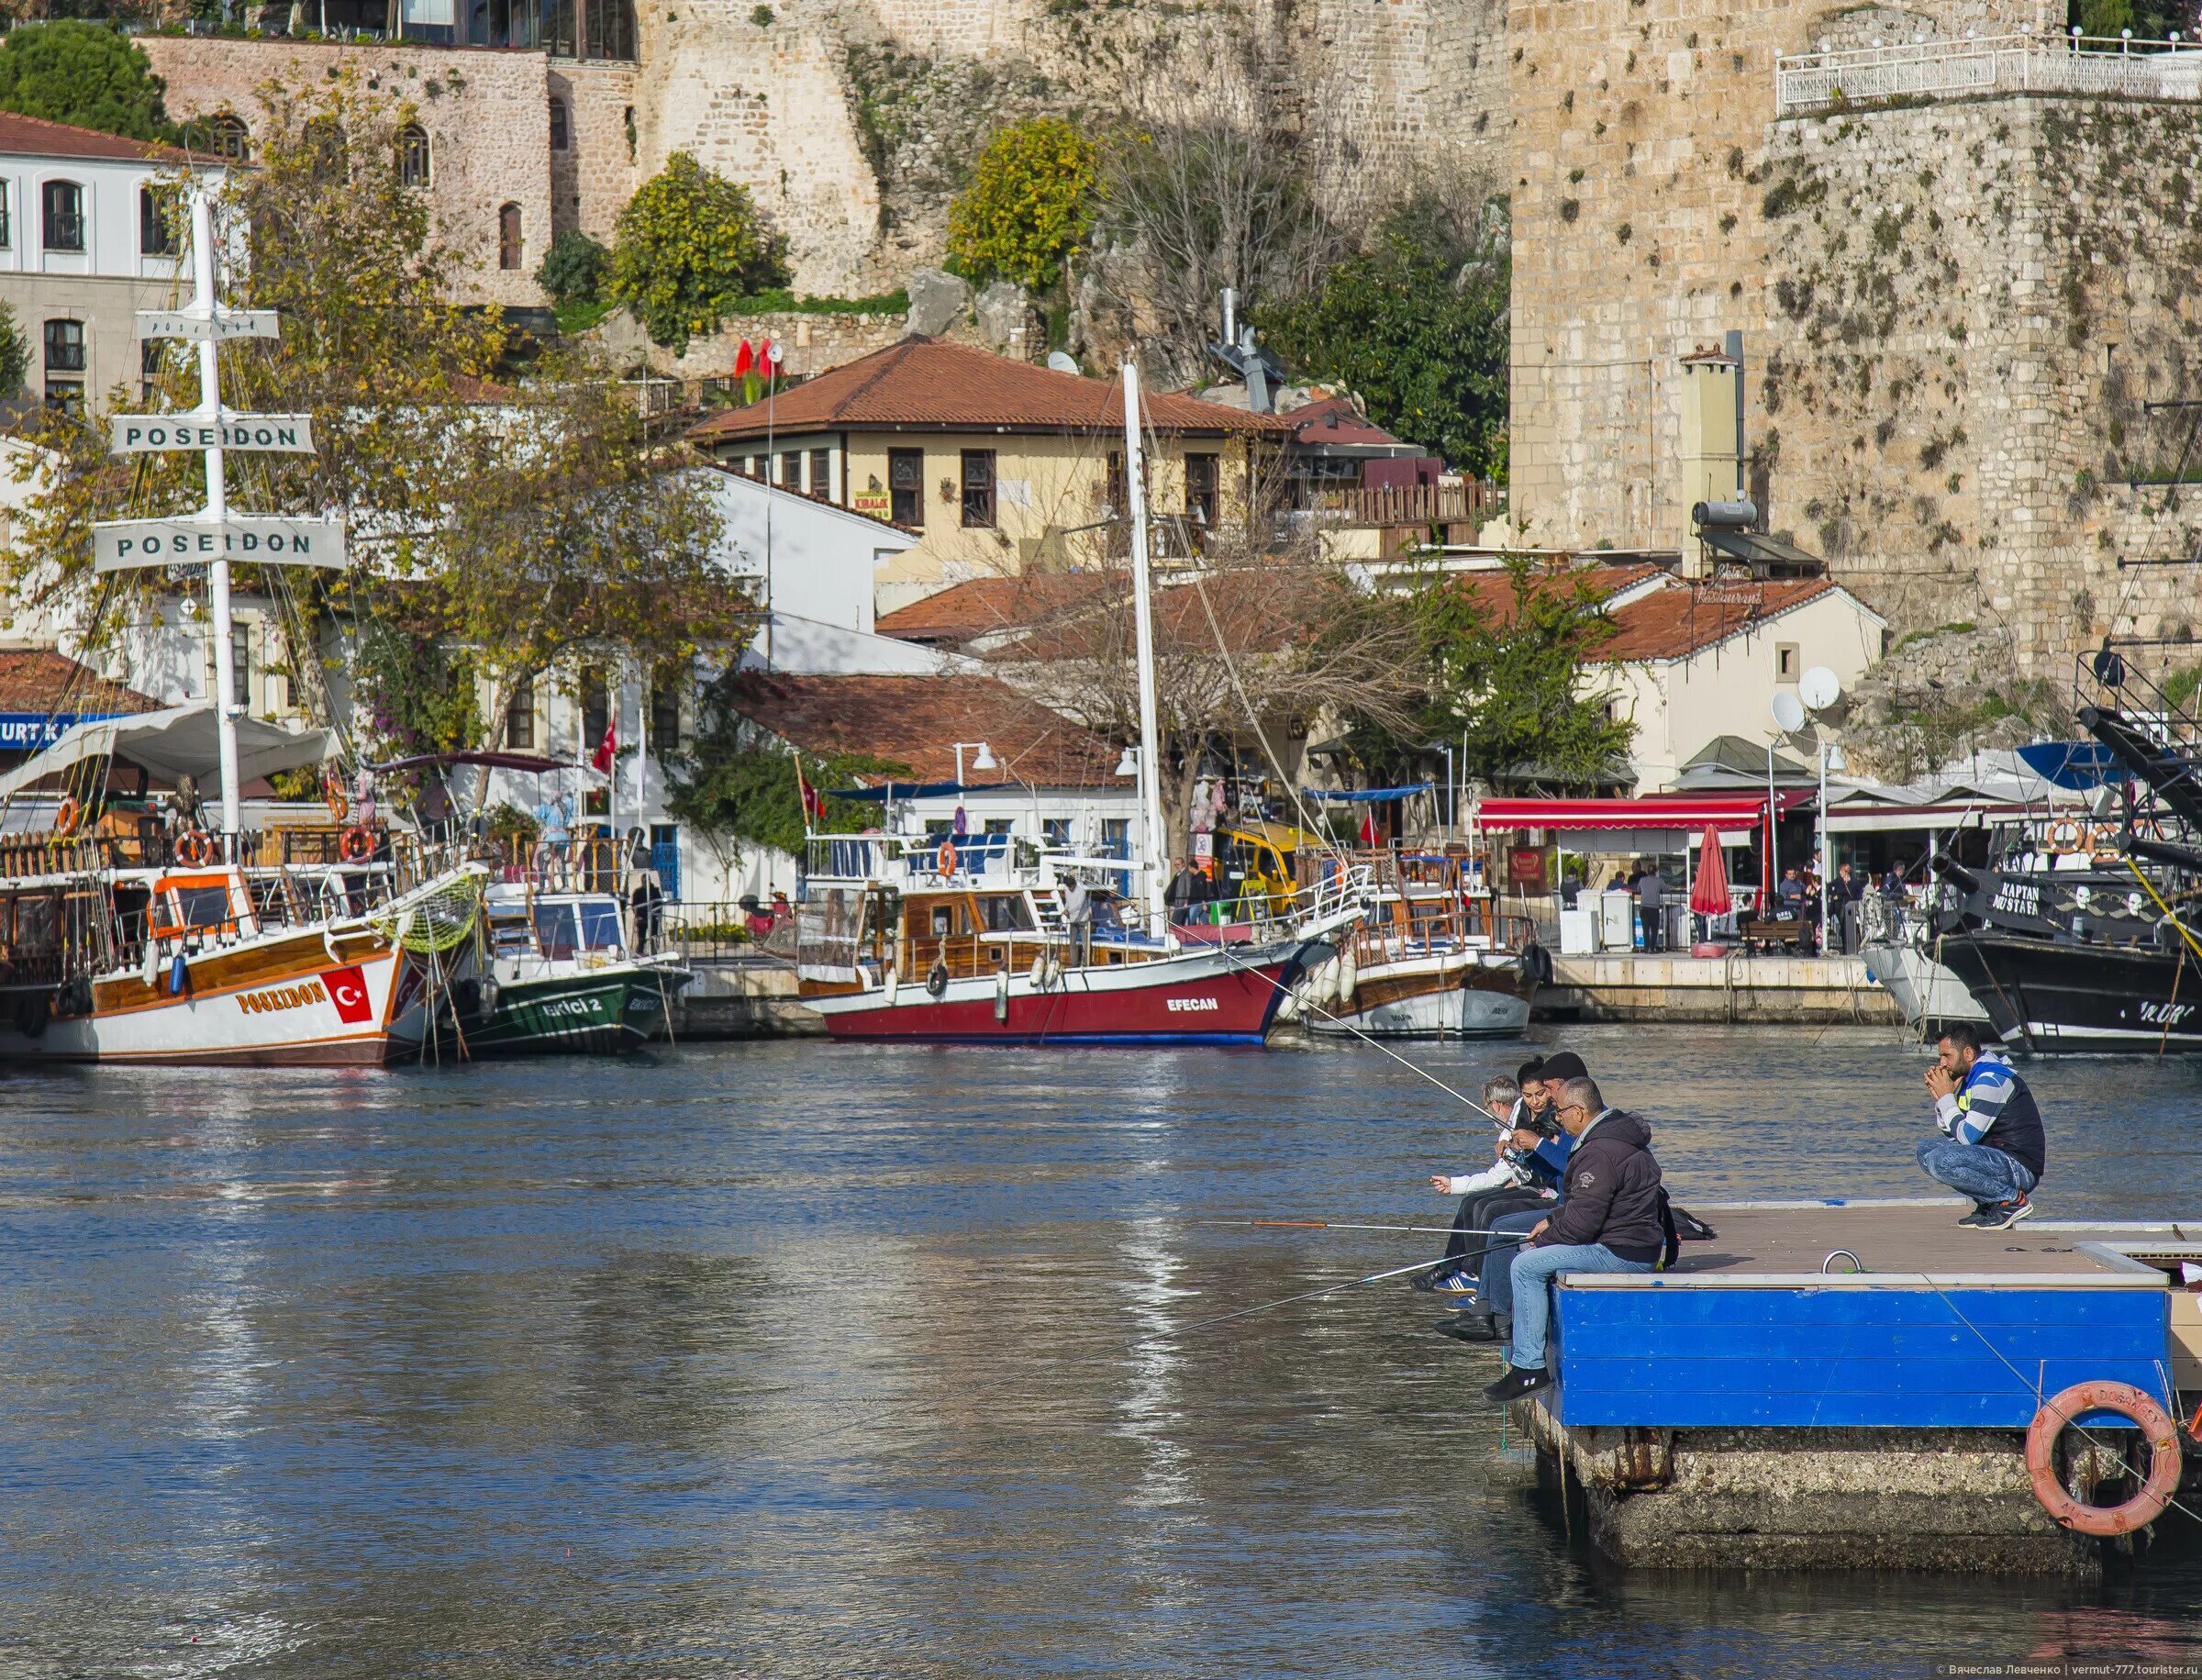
[{"xmin": 1738, "ymin": 918, "xmax": 1803, "ymax": 952}]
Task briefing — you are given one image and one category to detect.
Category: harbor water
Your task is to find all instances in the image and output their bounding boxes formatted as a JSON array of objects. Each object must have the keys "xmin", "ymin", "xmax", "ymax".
[{"xmin": 6, "ymin": 1025, "xmax": 2202, "ymax": 1676}]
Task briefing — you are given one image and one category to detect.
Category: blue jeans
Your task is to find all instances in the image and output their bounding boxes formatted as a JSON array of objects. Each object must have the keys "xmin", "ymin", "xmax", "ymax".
[
  {"xmin": 1507, "ymin": 1242, "xmax": 1655, "ymax": 1371},
  {"xmin": 1915, "ymin": 1139, "xmax": 2037, "ymax": 1207},
  {"xmin": 1476, "ymin": 1207, "xmax": 1548, "ymax": 1313}
]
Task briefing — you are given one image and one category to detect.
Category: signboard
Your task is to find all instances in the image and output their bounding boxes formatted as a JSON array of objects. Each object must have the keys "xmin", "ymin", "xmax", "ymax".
[
  {"xmin": 0, "ymin": 712, "xmax": 125, "ymax": 751},
  {"xmin": 94, "ymin": 514, "xmax": 349, "ymax": 572},
  {"xmin": 109, "ymin": 414, "xmax": 316, "ymax": 455},
  {"xmin": 136, "ymin": 309, "xmax": 280, "ymax": 343},
  {"xmin": 850, "ymin": 489, "xmax": 893, "ymax": 518},
  {"xmin": 1507, "ymin": 846, "xmax": 1550, "ymax": 891}
]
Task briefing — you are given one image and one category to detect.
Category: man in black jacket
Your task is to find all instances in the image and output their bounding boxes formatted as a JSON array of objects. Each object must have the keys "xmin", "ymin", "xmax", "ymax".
[{"xmin": 1484, "ymin": 1074, "xmax": 1664, "ymax": 1403}]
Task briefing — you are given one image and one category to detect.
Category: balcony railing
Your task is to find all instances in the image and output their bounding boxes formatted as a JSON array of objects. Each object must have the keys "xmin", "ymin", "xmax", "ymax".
[
  {"xmin": 1774, "ymin": 31, "xmax": 2202, "ymax": 116},
  {"xmin": 1309, "ymin": 480, "xmax": 1507, "ymax": 530}
]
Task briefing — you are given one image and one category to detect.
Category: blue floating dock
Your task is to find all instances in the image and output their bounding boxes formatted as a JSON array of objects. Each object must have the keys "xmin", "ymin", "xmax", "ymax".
[{"xmin": 1509, "ymin": 1203, "xmax": 2202, "ymax": 1572}]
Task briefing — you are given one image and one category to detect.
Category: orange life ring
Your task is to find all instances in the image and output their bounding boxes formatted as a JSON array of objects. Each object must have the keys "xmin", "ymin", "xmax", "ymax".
[
  {"xmin": 322, "ymin": 771, "xmax": 350, "ymax": 824},
  {"xmin": 339, "ymin": 825, "xmax": 373, "ymax": 862},
  {"xmin": 938, "ymin": 839, "xmax": 959, "ymax": 875},
  {"xmin": 2024, "ymin": 1380, "xmax": 2183, "ymax": 1537},
  {"xmin": 53, "ymin": 796, "xmax": 81, "ymax": 836},
  {"xmin": 2047, "ymin": 818, "xmax": 2085, "ymax": 855},
  {"xmin": 174, "ymin": 829, "xmax": 214, "ymax": 867}
]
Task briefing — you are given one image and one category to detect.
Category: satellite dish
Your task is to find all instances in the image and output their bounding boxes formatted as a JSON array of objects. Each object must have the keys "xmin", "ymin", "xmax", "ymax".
[
  {"xmin": 1046, "ymin": 351, "xmax": 1079, "ymax": 375},
  {"xmin": 1771, "ymin": 690, "xmax": 1807, "ymax": 734},
  {"xmin": 1799, "ymin": 666, "xmax": 1842, "ymax": 711}
]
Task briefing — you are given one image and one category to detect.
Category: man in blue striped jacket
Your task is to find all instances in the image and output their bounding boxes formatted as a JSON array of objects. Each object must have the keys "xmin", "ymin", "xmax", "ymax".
[{"xmin": 1916, "ymin": 1022, "xmax": 2046, "ymax": 1229}]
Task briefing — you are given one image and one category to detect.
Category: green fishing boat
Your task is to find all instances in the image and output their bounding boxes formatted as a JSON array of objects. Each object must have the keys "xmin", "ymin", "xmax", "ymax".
[{"xmin": 456, "ymin": 885, "xmax": 692, "ymax": 1057}]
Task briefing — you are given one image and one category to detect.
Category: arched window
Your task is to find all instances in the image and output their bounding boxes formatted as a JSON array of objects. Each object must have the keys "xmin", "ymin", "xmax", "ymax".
[
  {"xmin": 498, "ymin": 202, "xmax": 522, "ymax": 271},
  {"xmin": 397, "ymin": 123, "xmax": 431, "ymax": 188},
  {"xmin": 40, "ymin": 180, "xmax": 83, "ymax": 253},
  {"xmin": 549, "ymin": 96, "xmax": 570, "ymax": 152},
  {"xmin": 200, "ymin": 114, "xmax": 250, "ymax": 161}
]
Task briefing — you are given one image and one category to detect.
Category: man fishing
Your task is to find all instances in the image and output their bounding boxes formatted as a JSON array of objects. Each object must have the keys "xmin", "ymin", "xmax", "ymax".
[
  {"xmin": 1484, "ymin": 1073, "xmax": 1665, "ymax": 1403},
  {"xmin": 1417, "ymin": 1070, "xmax": 1560, "ymax": 1295},
  {"xmin": 1917, "ymin": 1022, "xmax": 2044, "ymax": 1229},
  {"xmin": 1437, "ymin": 1051, "xmax": 1589, "ymax": 1338}
]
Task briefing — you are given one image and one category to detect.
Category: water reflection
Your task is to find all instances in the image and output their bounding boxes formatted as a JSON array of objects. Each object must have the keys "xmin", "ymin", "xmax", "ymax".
[{"xmin": 0, "ymin": 1028, "xmax": 2198, "ymax": 1674}]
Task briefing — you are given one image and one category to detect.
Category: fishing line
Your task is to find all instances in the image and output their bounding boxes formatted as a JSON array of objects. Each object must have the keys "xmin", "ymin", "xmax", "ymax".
[
  {"xmin": 1215, "ymin": 940, "xmax": 1517, "ymax": 1132},
  {"xmin": 1177, "ymin": 1253, "xmax": 1458, "ymax": 1331},
  {"xmin": 1194, "ymin": 1218, "xmax": 1529, "ymax": 1237}
]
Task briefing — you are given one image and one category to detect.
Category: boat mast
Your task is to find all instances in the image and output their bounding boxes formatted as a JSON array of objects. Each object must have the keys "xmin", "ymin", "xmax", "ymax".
[
  {"xmin": 1120, "ymin": 360, "xmax": 1167, "ymax": 938},
  {"xmin": 189, "ymin": 187, "xmax": 244, "ymax": 855}
]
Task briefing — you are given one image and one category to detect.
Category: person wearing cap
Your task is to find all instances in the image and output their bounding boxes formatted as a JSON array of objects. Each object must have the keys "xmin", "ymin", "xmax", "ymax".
[
  {"xmin": 1419, "ymin": 1068, "xmax": 1563, "ymax": 1295},
  {"xmin": 1440, "ymin": 1051, "xmax": 1589, "ymax": 1340}
]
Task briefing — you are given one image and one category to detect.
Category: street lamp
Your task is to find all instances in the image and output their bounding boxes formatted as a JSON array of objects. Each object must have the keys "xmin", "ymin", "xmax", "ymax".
[
  {"xmin": 1114, "ymin": 745, "xmax": 1139, "ymax": 778},
  {"xmin": 1425, "ymin": 740, "xmax": 1457, "ymax": 841},
  {"xmin": 951, "ymin": 740, "xmax": 996, "ymax": 784}
]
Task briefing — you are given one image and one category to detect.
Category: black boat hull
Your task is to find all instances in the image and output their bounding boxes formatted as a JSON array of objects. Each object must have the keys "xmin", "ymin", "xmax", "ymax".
[{"xmin": 1935, "ymin": 929, "xmax": 2202, "ymax": 1052}]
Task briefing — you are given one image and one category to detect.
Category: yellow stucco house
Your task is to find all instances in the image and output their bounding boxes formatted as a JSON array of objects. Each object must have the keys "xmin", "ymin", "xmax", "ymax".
[{"xmin": 685, "ymin": 338, "xmax": 1294, "ymax": 614}]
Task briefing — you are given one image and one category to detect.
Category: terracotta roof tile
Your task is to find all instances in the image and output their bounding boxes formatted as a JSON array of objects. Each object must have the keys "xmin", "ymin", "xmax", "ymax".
[
  {"xmin": 1447, "ymin": 562, "xmax": 1667, "ymax": 626},
  {"xmin": 873, "ymin": 573, "xmax": 1109, "ymax": 646},
  {"xmin": 1589, "ymin": 578, "xmax": 1841, "ymax": 662},
  {"xmin": 0, "ymin": 110, "xmax": 200, "ymax": 166},
  {"xmin": 726, "ymin": 672, "xmax": 1120, "ymax": 786},
  {"xmin": 0, "ymin": 649, "xmax": 161, "ymax": 716},
  {"xmin": 688, "ymin": 338, "xmax": 1296, "ymax": 446},
  {"xmin": 1286, "ymin": 395, "xmax": 1409, "ymax": 450}
]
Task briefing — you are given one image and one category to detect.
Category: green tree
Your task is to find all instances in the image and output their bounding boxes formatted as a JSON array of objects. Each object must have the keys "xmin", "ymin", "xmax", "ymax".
[
  {"xmin": 0, "ymin": 22, "xmax": 168, "ymax": 141},
  {"xmin": 5, "ymin": 73, "xmax": 751, "ymax": 773},
  {"xmin": 607, "ymin": 152, "xmax": 789, "ymax": 353},
  {"xmin": 0, "ymin": 303, "xmax": 28, "ymax": 399},
  {"xmin": 1363, "ymin": 556, "xmax": 1633, "ymax": 788},
  {"xmin": 947, "ymin": 117, "xmax": 1099, "ymax": 294},
  {"xmin": 1260, "ymin": 194, "xmax": 1511, "ymax": 479}
]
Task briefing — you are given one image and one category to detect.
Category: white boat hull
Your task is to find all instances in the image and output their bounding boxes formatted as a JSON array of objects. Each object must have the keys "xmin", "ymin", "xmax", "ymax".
[
  {"xmin": 1859, "ymin": 939, "xmax": 1990, "ymax": 1029},
  {"xmin": 1298, "ymin": 949, "xmax": 1534, "ymax": 1040}
]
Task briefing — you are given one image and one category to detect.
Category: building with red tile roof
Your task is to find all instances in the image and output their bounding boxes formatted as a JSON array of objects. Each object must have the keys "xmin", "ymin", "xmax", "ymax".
[
  {"xmin": 686, "ymin": 339, "xmax": 1293, "ymax": 620},
  {"xmin": 0, "ymin": 649, "xmax": 161, "ymax": 719}
]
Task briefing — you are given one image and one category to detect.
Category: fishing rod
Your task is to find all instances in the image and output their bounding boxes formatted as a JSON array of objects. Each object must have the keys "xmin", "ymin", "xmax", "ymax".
[
  {"xmin": 1180, "ymin": 1253, "xmax": 1459, "ymax": 1331},
  {"xmin": 1194, "ymin": 1218, "xmax": 1527, "ymax": 1238}
]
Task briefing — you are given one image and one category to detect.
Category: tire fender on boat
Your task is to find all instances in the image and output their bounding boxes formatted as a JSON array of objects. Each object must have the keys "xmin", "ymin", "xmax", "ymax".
[
  {"xmin": 926, "ymin": 961, "xmax": 950, "ymax": 998},
  {"xmin": 2024, "ymin": 1381, "xmax": 2183, "ymax": 1537}
]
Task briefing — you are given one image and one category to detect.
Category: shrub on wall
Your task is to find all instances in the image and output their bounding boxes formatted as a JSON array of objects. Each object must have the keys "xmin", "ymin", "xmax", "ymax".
[
  {"xmin": 608, "ymin": 152, "xmax": 791, "ymax": 353},
  {"xmin": 945, "ymin": 117, "xmax": 1099, "ymax": 293},
  {"xmin": 0, "ymin": 21, "xmax": 169, "ymax": 141}
]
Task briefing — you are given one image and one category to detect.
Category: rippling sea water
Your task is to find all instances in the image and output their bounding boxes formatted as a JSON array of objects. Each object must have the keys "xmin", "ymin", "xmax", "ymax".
[{"xmin": 4, "ymin": 1024, "xmax": 2202, "ymax": 1677}]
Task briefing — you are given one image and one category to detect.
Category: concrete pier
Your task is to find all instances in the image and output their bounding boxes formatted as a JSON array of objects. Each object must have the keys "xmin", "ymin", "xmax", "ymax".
[
  {"xmin": 1539, "ymin": 953, "xmax": 1903, "ymax": 1025},
  {"xmin": 673, "ymin": 960, "xmax": 825, "ymax": 1040}
]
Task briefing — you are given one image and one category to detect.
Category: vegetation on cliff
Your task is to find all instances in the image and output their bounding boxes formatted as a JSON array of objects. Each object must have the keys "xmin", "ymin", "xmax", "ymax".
[
  {"xmin": 946, "ymin": 117, "xmax": 1098, "ymax": 293},
  {"xmin": 608, "ymin": 152, "xmax": 791, "ymax": 354}
]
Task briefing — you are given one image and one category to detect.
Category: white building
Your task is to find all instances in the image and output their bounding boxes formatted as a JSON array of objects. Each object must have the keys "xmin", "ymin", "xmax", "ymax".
[{"xmin": 0, "ymin": 111, "xmax": 224, "ymax": 410}]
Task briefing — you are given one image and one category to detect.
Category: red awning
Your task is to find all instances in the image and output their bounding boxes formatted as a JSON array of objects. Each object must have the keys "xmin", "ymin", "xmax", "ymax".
[{"xmin": 1474, "ymin": 792, "xmax": 1812, "ymax": 830}]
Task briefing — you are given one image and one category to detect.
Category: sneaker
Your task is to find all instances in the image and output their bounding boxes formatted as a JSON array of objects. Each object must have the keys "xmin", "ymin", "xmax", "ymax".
[
  {"xmin": 1979, "ymin": 1196, "xmax": 2035, "ymax": 1231},
  {"xmin": 1429, "ymin": 1273, "xmax": 1479, "ymax": 1295},
  {"xmin": 1484, "ymin": 1365, "xmax": 1553, "ymax": 1403},
  {"xmin": 1955, "ymin": 1205, "xmax": 1998, "ymax": 1228},
  {"xmin": 1437, "ymin": 1310, "xmax": 1503, "ymax": 1342}
]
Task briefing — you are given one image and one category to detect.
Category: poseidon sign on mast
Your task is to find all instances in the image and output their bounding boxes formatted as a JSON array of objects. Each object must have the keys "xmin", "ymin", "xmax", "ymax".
[
  {"xmin": 91, "ymin": 184, "xmax": 348, "ymax": 860},
  {"xmin": 1120, "ymin": 359, "xmax": 1169, "ymax": 940}
]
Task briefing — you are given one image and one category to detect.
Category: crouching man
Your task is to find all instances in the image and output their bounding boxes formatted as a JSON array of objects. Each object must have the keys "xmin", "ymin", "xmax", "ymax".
[{"xmin": 1483, "ymin": 1074, "xmax": 1665, "ymax": 1405}]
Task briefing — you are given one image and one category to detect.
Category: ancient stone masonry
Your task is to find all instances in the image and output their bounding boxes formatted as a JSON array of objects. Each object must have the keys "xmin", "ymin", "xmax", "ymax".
[
  {"xmin": 141, "ymin": 36, "xmax": 561, "ymax": 311},
  {"xmin": 1762, "ymin": 95, "xmax": 2202, "ymax": 673}
]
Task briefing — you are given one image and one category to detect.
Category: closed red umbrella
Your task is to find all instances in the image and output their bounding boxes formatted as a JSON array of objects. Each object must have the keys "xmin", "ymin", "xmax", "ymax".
[{"xmin": 1688, "ymin": 825, "xmax": 1733, "ymax": 918}]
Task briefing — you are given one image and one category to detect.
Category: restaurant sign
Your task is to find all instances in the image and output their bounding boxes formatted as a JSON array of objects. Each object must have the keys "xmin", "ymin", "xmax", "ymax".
[
  {"xmin": 109, "ymin": 414, "xmax": 316, "ymax": 455},
  {"xmin": 94, "ymin": 514, "xmax": 349, "ymax": 573}
]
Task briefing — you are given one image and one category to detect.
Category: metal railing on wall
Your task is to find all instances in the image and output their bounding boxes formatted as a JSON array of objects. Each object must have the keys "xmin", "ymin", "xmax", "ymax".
[{"xmin": 1774, "ymin": 31, "xmax": 2202, "ymax": 117}]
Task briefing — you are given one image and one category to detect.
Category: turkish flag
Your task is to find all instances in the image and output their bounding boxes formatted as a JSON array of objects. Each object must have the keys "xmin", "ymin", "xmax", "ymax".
[
  {"xmin": 591, "ymin": 718, "xmax": 617, "ymax": 773},
  {"xmin": 795, "ymin": 757, "xmax": 824, "ymax": 824},
  {"xmin": 321, "ymin": 964, "xmax": 373, "ymax": 1024},
  {"xmin": 1359, "ymin": 809, "xmax": 1378, "ymax": 847}
]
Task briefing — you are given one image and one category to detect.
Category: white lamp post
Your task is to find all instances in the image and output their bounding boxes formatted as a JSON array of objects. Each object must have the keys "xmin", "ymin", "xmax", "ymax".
[{"xmin": 951, "ymin": 740, "xmax": 996, "ymax": 784}]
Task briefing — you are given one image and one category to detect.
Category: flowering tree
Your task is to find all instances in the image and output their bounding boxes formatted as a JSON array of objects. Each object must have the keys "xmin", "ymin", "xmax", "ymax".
[
  {"xmin": 607, "ymin": 152, "xmax": 789, "ymax": 353},
  {"xmin": 946, "ymin": 117, "xmax": 1099, "ymax": 294}
]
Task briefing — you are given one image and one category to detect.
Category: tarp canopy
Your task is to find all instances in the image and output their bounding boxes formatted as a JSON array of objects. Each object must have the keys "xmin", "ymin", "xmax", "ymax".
[
  {"xmin": 1474, "ymin": 792, "xmax": 1811, "ymax": 829},
  {"xmin": 829, "ymin": 779, "xmax": 1011, "ymax": 801},
  {"xmin": 372, "ymin": 750, "xmax": 580, "ymax": 774},
  {"xmin": 1299, "ymin": 782, "xmax": 1436, "ymax": 803},
  {"xmin": 2015, "ymin": 740, "xmax": 2124, "ymax": 791},
  {"xmin": 0, "ymin": 704, "xmax": 336, "ymax": 799}
]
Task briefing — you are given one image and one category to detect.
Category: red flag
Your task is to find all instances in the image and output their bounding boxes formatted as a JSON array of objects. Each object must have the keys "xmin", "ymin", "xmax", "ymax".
[
  {"xmin": 795, "ymin": 756, "xmax": 824, "ymax": 825},
  {"xmin": 590, "ymin": 718, "xmax": 617, "ymax": 773},
  {"xmin": 1358, "ymin": 808, "xmax": 1378, "ymax": 847},
  {"xmin": 733, "ymin": 339, "xmax": 754, "ymax": 377}
]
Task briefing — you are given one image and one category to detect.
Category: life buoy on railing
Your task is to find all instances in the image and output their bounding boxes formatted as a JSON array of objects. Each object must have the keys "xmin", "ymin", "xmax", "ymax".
[
  {"xmin": 938, "ymin": 840, "xmax": 959, "ymax": 876},
  {"xmin": 2047, "ymin": 818, "xmax": 2086, "ymax": 855},
  {"xmin": 925, "ymin": 960, "xmax": 951, "ymax": 998},
  {"xmin": 173, "ymin": 829, "xmax": 215, "ymax": 867},
  {"xmin": 2024, "ymin": 1381, "xmax": 2183, "ymax": 1537},
  {"xmin": 52, "ymin": 796, "xmax": 81, "ymax": 837},
  {"xmin": 339, "ymin": 826, "xmax": 374, "ymax": 862}
]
